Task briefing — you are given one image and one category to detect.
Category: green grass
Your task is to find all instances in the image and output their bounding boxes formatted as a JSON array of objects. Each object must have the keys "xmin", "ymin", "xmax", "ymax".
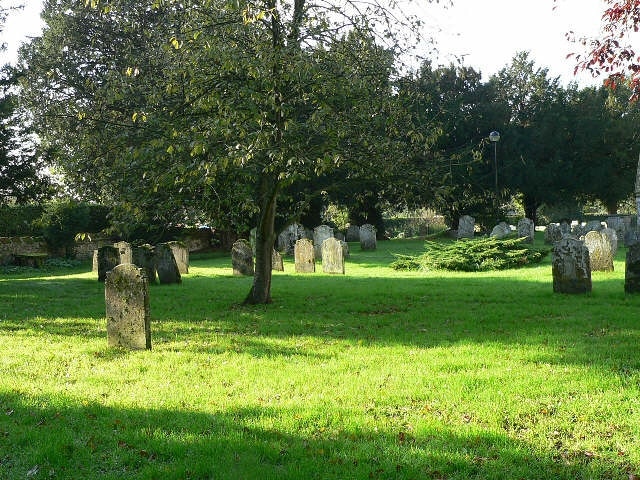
[{"xmin": 1, "ymin": 236, "xmax": 640, "ymax": 479}]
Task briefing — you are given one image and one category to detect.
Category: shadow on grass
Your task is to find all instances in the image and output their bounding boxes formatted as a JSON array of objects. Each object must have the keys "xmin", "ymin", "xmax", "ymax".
[{"xmin": 0, "ymin": 390, "xmax": 629, "ymax": 480}]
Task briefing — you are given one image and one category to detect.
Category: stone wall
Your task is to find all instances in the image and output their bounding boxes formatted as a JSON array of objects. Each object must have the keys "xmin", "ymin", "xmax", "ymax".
[{"xmin": 0, "ymin": 236, "xmax": 49, "ymax": 265}]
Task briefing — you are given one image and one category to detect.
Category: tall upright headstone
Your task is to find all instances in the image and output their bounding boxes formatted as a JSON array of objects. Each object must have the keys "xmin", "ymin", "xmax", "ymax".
[
  {"xmin": 105, "ymin": 264, "xmax": 151, "ymax": 350},
  {"xmin": 625, "ymin": 243, "xmax": 640, "ymax": 293},
  {"xmin": 359, "ymin": 224, "xmax": 377, "ymax": 250},
  {"xmin": 132, "ymin": 244, "xmax": 156, "ymax": 284},
  {"xmin": 584, "ymin": 230, "xmax": 614, "ymax": 272},
  {"xmin": 155, "ymin": 243, "xmax": 182, "ymax": 284},
  {"xmin": 517, "ymin": 218, "xmax": 535, "ymax": 244},
  {"xmin": 322, "ymin": 237, "xmax": 345, "ymax": 274},
  {"xmin": 97, "ymin": 245, "xmax": 120, "ymax": 282},
  {"xmin": 294, "ymin": 238, "xmax": 315, "ymax": 273},
  {"xmin": 552, "ymin": 237, "xmax": 592, "ymax": 294},
  {"xmin": 313, "ymin": 225, "xmax": 334, "ymax": 259},
  {"xmin": 457, "ymin": 215, "xmax": 474, "ymax": 240},
  {"xmin": 232, "ymin": 239, "xmax": 254, "ymax": 276}
]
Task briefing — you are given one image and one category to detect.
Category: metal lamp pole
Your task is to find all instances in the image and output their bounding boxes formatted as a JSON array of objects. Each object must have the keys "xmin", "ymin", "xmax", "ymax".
[{"xmin": 489, "ymin": 131, "xmax": 500, "ymax": 206}]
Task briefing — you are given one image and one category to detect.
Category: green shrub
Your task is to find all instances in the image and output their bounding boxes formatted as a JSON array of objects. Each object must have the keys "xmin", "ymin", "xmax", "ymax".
[
  {"xmin": 39, "ymin": 201, "xmax": 91, "ymax": 256},
  {"xmin": 391, "ymin": 236, "xmax": 549, "ymax": 272},
  {"xmin": 0, "ymin": 204, "xmax": 44, "ymax": 236}
]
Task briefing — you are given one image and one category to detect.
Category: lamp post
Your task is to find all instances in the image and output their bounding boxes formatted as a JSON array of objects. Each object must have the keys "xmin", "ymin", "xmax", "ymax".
[{"xmin": 489, "ymin": 131, "xmax": 500, "ymax": 205}]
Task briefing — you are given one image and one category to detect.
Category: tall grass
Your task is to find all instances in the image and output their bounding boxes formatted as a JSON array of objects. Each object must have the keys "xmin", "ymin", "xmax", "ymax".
[{"xmin": 1, "ymin": 237, "xmax": 639, "ymax": 479}]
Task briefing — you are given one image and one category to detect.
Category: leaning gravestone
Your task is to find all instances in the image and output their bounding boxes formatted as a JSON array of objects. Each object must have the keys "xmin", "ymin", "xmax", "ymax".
[
  {"xmin": 313, "ymin": 225, "xmax": 334, "ymax": 259},
  {"xmin": 360, "ymin": 224, "xmax": 377, "ymax": 250},
  {"xmin": 552, "ymin": 237, "xmax": 592, "ymax": 294},
  {"xmin": 457, "ymin": 215, "xmax": 474, "ymax": 240},
  {"xmin": 294, "ymin": 238, "xmax": 315, "ymax": 273},
  {"xmin": 584, "ymin": 230, "xmax": 614, "ymax": 272},
  {"xmin": 114, "ymin": 241, "xmax": 132, "ymax": 265},
  {"xmin": 155, "ymin": 243, "xmax": 182, "ymax": 284},
  {"xmin": 346, "ymin": 225, "xmax": 360, "ymax": 242},
  {"xmin": 167, "ymin": 241, "xmax": 189, "ymax": 274},
  {"xmin": 322, "ymin": 237, "xmax": 345, "ymax": 274},
  {"xmin": 490, "ymin": 221, "xmax": 512, "ymax": 239},
  {"xmin": 517, "ymin": 218, "xmax": 535, "ymax": 243},
  {"xmin": 97, "ymin": 245, "xmax": 120, "ymax": 282},
  {"xmin": 105, "ymin": 264, "xmax": 151, "ymax": 350},
  {"xmin": 232, "ymin": 239, "xmax": 254, "ymax": 276},
  {"xmin": 625, "ymin": 243, "xmax": 640, "ymax": 293},
  {"xmin": 272, "ymin": 249, "xmax": 284, "ymax": 272},
  {"xmin": 132, "ymin": 244, "xmax": 156, "ymax": 284}
]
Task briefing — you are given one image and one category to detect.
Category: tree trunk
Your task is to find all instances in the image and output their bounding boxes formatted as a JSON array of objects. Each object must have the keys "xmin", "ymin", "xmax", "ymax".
[
  {"xmin": 244, "ymin": 176, "xmax": 279, "ymax": 305},
  {"xmin": 605, "ymin": 199, "xmax": 618, "ymax": 215},
  {"xmin": 523, "ymin": 194, "xmax": 538, "ymax": 224}
]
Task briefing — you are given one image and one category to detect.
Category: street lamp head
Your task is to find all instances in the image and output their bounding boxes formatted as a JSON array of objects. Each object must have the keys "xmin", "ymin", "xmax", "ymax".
[{"xmin": 489, "ymin": 131, "xmax": 500, "ymax": 142}]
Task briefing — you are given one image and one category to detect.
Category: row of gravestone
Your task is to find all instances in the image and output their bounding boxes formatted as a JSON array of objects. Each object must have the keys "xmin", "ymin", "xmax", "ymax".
[
  {"xmin": 94, "ymin": 240, "xmax": 188, "ymax": 285},
  {"xmin": 276, "ymin": 223, "xmax": 377, "ymax": 255},
  {"xmin": 232, "ymin": 237, "xmax": 347, "ymax": 275},
  {"xmin": 544, "ymin": 217, "xmax": 635, "ymax": 245},
  {"xmin": 457, "ymin": 215, "xmax": 535, "ymax": 242}
]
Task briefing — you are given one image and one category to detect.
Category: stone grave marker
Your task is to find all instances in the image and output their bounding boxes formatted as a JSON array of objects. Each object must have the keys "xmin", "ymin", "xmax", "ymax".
[
  {"xmin": 552, "ymin": 237, "xmax": 592, "ymax": 294},
  {"xmin": 313, "ymin": 225, "xmax": 334, "ymax": 259},
  {"xmin": 167, "ymin": 241, "xmax": 189, "ymax": 274},
  {"xmin": 584, "ymin": 220, "xmax": 603, "ymax": 234},
  {"xmin": 606, "ymin": 216, "xmax": 626, "ymax": 241},
  {"xmin": 132, "ymin": 244, "xmax": 156, "ymax": 284},
  {"xmin": 277, "ymin": 223, "xmax": 305, "ymax": 254},
  {"xmin": 155, "ymin": 243, "xmax": 182, "ymax": 284},
  {"xmin": 625, "ymin": 243, "xmax": 640, "ymax": 293},
  {"xmin": 490, "ymin": 221, "xmax": 512, "ymax": 239},
  {"xmin": 232, "ymin": 239, "xmax": 254, "ymax": 276},
  {"xmin": 457, "ymin": 215, "xmax": 474, "ymax": 240},
  {"xmin": 544, "ymin": 223, "xmax": 563, "ymax": 244},
  {"xmin": 601, "ymin": 227, "xmax": 618, "ymax": 257},
  {"xmin": 92, "ymin": 249, "xmax": 99, "ymax": 272},
  {"xmin": 272, "ymin": 249, "xmax": 284, "ymax": 271},
  {"xmin": 346, "ymin": 225, "xmax": 360, "ymax": 242},
  {"xmin": 114, "ymin": 241, "xmax": 132, "ymax": 264},
  {"xmin": 517, "ymin": 218, "xmax": 535, "ymax": 243},
  {"xmin": 360, "ymin": 224, "xmax": 377, "ymax": 250},
  {"xmin": 294, "ymin": 238, "xmax": 315, "ymax": 273},
  {"xmin": 105, "ymin": 264, "xmax": 151, "ymax": 350},
  {"xmin": 97, "ymin": 245, "xmax": 120, "ymax": 282},
  {"xmin": 322, "ymin": 237, "xmax": 345, "ymax": 274},
  {"xmin": 559, "ymin": 221, "xmax": 571, "ymax": 236},
  {"xmin": 584, "ymin": 230, "xmax": 614, "ymax": 272},
  {"xmin": 340, "ymin": 240, "xmax": 350, "ymax": 259}
]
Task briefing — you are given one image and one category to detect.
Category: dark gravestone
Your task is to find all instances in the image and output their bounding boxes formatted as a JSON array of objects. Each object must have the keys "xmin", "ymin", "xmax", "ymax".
[
  {"xmin": 132, "ymin": 244, "xmax": 157, "ymax": 284},
  {"xmin": 232, "ymin": 239, "xmax": 254, "ymax": 276},
  {"xmin": 105, "ymin": 264, "xmax": 151, "ymax": 350},
  {"xmin": 294, "ymin": 238, "xmax": 315, "ymax": 273},
  {"xmin": 346, "ymin": 225, "xmax": 360, "ymax": 242},
  {"xmin": 97, "ymin": 245, "xmax": 120, "ymax": 282},
  {"xmin": 625, "ymin": 244, "xmax": 640, "ymax": 293},
  {"xmin": 552, "ymin": 237, "xmax": 592, "ymax": 294},
  {"xmin": 155, "ymin": 243, "xmax": 182, "ymax": 284}
]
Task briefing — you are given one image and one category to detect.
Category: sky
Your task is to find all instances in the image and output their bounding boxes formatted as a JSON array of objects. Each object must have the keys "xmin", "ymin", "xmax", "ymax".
[{"xmin": 0, "ymin": 0, "xmax": 612, "ymax": 87}]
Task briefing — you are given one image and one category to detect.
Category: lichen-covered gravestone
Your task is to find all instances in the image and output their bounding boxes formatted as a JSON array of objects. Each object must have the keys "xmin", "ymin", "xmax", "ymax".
[
  {"xmin": 322, "ymin": 237, "xmax": 345, "ymax": 274},
  {"xmin": 294, "ymin": 238, "xmax": 315, "ymax": 273},
  {"xmin": 313, "ymin": 225, "xmax": 334, "ymax": 259},
  {"xmin": 517, "ymin": 218, "xmax": 535, "ymax": 243},
  {"xmin": 155, "ymin": 242, "xmax": 182, "ymax": 284},
  {"xmin": 105, "ymin": 264, "xmax": 151, "ymax": 350},
  {"xmin": 232, "ymin": 239, "xmax": 254, "ymax": 276},
  {"xmin": 132, "ymin": 244, "xmax": 156, "ymax": 284},
  {"xmin": 584, "ymin": 230, "xmax": 614, "ymax": 272},
  {"xmin": 544, "ymin": 223, "xmax": 563, "ymax": 244},
  {"xmin": 457, "ymin": 215, "xmax": 474, "ymax": 240},
  {"xmin": 359, "ymin": 224, "xmax": 377, "ymax": 250},
  {"xmin": 114, "ymin": 241, "xmax": 132, "ymax": 264},
  {"xmin": 97, "ymin": 245, "xmax": 120, "ymax": 282},
  {"xmin": 625, "ymin": 243, "xmax": 640, "ymax": 293},
  {"xmin": 272, "ymin": 249, "xmax": 284, "ymax": 272},
  {"xmin": 167, "ymin": 241, "xmax": 189, "ymax": 274},
  {"xmin": 552, "ymin": 237, "xmax": 592, "ymax": 294}
]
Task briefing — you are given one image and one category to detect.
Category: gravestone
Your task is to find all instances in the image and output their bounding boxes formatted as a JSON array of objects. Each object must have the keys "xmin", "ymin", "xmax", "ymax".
[
  {"xmin": 583, "ymin": 220, "xmax": 603, "ymax": 234},
  {"xmin": 457, "ymin": 215, "xmax": 474, "ymax": 240},
  {"xmin": 105, "ymin": 264, "xmax": 151, "ymax": 350},
  {"xmin": 294, "ymin": 238, "xmax": 315, "ymax": 273},
  {"xmin": 322, "ymin": 237, "xmax": 345, "ymax": 274},
  {"xmin": 490, "ymin": 221, "xmax": 512, "ymax": 239},
  {"xmin": 606, "ymin": 216, "xmax": 626, "ymax": 241},
  {"xmin": 552, "ymin": 237, "xmax": 592, "ymax": 294},
  {"xmin": 313, "ymin": 225, "xmax": 334, "ymax": 259},
  {"xmin": 155, "ymin": 243, "xmax": 182, "ymax": 284},
  {"xmin": 584, "ymin": 230, "xmax": 614, "ymax": 272},
  {"xmin": 335, "ymin": 231, "xmax": 345, "ymax": 242},
  {"xmin": 571, "ymin": 222, "xmax": 584, "ymax": 238},
  {"xmin": 114, "ymin": 241, "xmax": 132, "ymax": 264},
  {"xmin": 601, "ymin": 227, "xmax": 618, "ymax": 257},
  {"xmin": 340, "ymin": 240, "xmax": 350, "ymax": 259},
  {"xmin": 272, "ymin": 249, "xmax": 284, "ymax": 272},
  {"xmin": 132, "ymin": 244, "xmax": 156, "ymax": 284},
  {"xmin": 232, "ymin": 239, "xmax": 254, "ymax": 276},
  {"xmin": 167, "ymin": 241, "xmax": 189, "ymax": 274},
  {"xmin": 97, "ymin": 245, "xmax": 120, "ymax": 282},
  {"xmin": 92, "ymin": 249, "xmax": 99, "ymax": 272},
  {"xmin": 559, "ymin": 221, "xmax": 571, "ymax": 236},
  {"xmin": 277, "ymin": 223, "xmax": 305, "ymax": 254},
  {"xmin": 517, "ymin": 218, "xmax": 535, "ymax": 243},
  {"xmin": 625, "ymin": 243, "xmax": 640, "ymax": 293},
  {"xmin": 360, "ymin": 224, "xmax": 377, "ymax": 250},
  {"xmin": 346, "ymin": 225, "xmax": 360, "ymax": 242},
  {"xmin": 544, "ymin": 223, "xmax": 562, "ymax": 244}
]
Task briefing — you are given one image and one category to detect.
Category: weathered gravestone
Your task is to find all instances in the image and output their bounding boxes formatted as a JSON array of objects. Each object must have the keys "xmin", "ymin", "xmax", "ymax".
[
  {"xmin": 457, "ymin": 215, "xmax": 474, "ymax": 240},
  {"xmin": 517, "ymin": 218, "xmax": 535, "ymax": 243},
  {"xmin": 601, "ymin": 227, "xmax": 618, "ymax": 257},
  {"xmin": 340, "ymin": 240, "xmax": 349, "ymax": 259},
  {"xmin": 132, "ymin": 244, "xmax": 156, "ymax": 284},
  {"xmin": 552, "ymin": 237, "xmax": 592, "ymax": 294},
  {"xmin": 490, "ymin": 221, "xmax": 512, "ymax": 239},
  {"xmin": 346, "ymin": 225, "xmax": 360, "ymax": 242},
  {"xmin": 232, "ymin": 239, "xmax": 254, "ymax": 276},
  {"xmin": 625, "ymin": 243, "xmax": 640, "ymax": 293},
  {"xmin": 92, "ymin": 249, "xmax": 99, "ymax": 272},
  {"xmin": 606, "ymin": 216, "xmax": 626, "ymax": 241},
  {"xmin": 322, "ymin": 237, "xmax": 345, "ymax": 274},
  {"xmin": 277, "ymin": 223, "xmax": 305, "ymax": 254},
  {"xmin": 313, "ymin": 225, "xmax": 334, "ymax": 259},
  {"xmin": 294, "ymin": 238, "xmax": 315, "ymax": 273},
  {"xmin": 105, "ymin": 264, "xmax": 151, "ymax": 350},
  {"xmin": 544, "ymin": 223, "xmax": 563, "ymax": 244},
  {"xmin": 114, "ymin": 241, "xmax": 132, "ymax": 264},
  {"xmin": 155, "ymin": 243, "xmax": 182, "ymax": 284},
  {"xmin": 583, "ymin": 220, "xmax": 603, "ymax": 234},
  {"xmin": 167, "ymin": 241, "xmax": 189, "ymax": 274},
  {"xmin": 559, "ymin": 221, "xmax": 571, "ymax": 236},
  {"xmin": 272, "ymin": 249, "xmax": 284, "ymax": 272},
  {"xmin": 584, "ymin": 230, "xmax": 614, "ymax": 272},
  {"xmin": 360, "ymin": 224, "xmax": 377, "ymax": 250},
  {"xmin": 97, "ymin": 245, "xmax": 120, "ymax": 282}
]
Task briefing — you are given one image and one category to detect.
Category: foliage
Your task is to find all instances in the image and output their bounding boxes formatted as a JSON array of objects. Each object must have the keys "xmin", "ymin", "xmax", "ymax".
[
  {"xmin": 38, "ymin": 200, "xmax": 93, "ymax": 255},
  {"xmin": 0, "ymin": 203, "xmax": 43, "ymax": 236},
  {"xmin": 391, "ymin": 236, "xmax": 549, "ymax": 272}
]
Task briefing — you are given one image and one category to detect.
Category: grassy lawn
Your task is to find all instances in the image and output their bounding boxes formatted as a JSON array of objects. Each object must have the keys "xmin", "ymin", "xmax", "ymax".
[{"xmin": 1, "ymin": 236, "xmax": 639, "ymax": 479}]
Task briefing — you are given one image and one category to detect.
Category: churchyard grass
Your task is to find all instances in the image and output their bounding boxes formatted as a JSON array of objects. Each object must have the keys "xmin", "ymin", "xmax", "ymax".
[{"xmin": 1, "ymin": 236, "xmax": 640, "ymax": 479}]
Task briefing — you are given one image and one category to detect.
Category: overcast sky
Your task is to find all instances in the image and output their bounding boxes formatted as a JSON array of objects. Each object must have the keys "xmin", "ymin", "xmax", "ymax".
[{"xmin": 1, "ymin": 0, "xmax": 613, "ymax": 87}]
